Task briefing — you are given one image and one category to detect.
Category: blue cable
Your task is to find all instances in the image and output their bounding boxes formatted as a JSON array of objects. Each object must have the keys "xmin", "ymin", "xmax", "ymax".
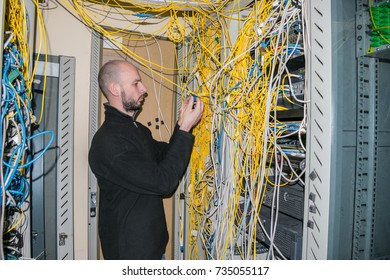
[
  {"xmin": 133, "ymin": 13, "xmax": 154, "ymax": 18},
  {"xmin": 1, "ymin": 42, "xmax": 53, "ymax": 212},
  {"xmin": 2, "ymin": 130, "xmax": 55, "ymax": 170}
]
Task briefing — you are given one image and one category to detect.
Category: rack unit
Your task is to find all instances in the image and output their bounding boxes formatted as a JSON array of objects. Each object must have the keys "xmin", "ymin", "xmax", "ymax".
[{"xmin": 303, "ymin": 0, "xmax": 390, "ymax": 260}]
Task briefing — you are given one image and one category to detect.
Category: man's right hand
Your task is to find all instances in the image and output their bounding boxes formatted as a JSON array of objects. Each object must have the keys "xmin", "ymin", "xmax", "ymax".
[{"xmin": 178, "ymin": 96, "xmax": 204, "ymax": 132}]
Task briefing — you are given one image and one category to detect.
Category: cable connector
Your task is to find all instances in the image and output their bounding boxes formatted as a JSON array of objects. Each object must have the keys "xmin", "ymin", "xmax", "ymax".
[{"xmin": 255, "ymin": 23, "xmax": 264, "ymax": 36}]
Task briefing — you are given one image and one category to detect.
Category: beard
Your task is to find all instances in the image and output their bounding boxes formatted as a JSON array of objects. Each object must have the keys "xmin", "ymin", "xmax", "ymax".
[{"xmin": 121, "ymin": 89, "xmax": 144, "ymax": 112}]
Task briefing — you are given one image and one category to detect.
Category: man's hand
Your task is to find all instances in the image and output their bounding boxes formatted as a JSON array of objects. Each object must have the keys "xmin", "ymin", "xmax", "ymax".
[{"xmin": 178, "ymin": 96, "xmax": 204, "ymax": 132}]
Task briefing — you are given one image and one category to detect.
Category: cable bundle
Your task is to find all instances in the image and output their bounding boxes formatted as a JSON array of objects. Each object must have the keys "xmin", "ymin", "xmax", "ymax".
[
  {"xmin": 182, "ymin": 0, "xmax": 308, "ymax": 259},
  {"xmin": 1, "ymin": 0, "xmax": 52, "ymax": 260}
]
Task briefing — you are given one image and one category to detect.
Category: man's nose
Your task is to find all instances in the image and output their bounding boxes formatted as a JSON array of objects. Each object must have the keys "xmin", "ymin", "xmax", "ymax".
[{"xmin": 140, "ymin": 83, "xmax": 147, "ymax": 93}]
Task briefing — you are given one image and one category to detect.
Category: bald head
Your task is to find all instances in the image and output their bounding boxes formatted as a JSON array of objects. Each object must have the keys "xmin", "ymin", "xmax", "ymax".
[
  {"xmin": 98, "ymin": 60, "xmax": 137, "ymax": 100},
  {"xmin": 98, "ymin": 60, "xmax": 147, "ymax": 116}
]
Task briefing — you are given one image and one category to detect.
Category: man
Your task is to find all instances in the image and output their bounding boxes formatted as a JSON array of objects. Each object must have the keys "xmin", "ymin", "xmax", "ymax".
[{"xmin": 88, "ymin": 60, "xmax": 203, "ymax": 260}]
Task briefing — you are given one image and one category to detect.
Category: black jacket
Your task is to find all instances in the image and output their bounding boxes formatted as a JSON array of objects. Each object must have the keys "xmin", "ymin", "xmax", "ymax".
[{"xmin": 88, "ymin": 104, "xmax": 194, "ymax": 259}]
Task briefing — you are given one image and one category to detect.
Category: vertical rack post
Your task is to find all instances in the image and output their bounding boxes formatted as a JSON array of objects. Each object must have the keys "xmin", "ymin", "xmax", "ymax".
[
  {"xmin": 353, "ymin": 56, "xmax": 378, "ymax": 259},
  {"xmin": 56, "ymin": 56, "xmax": 75, "ymax": 260},
  {"xmin": 88, "ymin": 31, "xmax": 102, "ymax": 260},
  {"xmin": 302, "ymin": 0, "xmax": 334, "ymax": 260}
]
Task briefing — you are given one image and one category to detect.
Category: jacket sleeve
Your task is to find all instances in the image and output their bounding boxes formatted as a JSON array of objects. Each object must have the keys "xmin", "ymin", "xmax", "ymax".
[
  {"xmin": 91, "ymin": 127, "xmax": 194, "ymax": 196},
  {"xmin": 152, "ymin": 124, "xmax": 181, "ymax": 162}
]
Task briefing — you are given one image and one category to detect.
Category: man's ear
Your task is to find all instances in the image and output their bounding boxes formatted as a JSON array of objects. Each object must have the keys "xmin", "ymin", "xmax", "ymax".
[{"xmin": 108, "ymin": 83, "xmax": 120, "ymax": 97}]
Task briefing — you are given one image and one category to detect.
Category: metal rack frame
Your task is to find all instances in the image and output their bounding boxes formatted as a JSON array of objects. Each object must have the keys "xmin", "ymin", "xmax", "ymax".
[{"xmin": 303, "ymin": 0, "xmax": 390, "ymax": 260}]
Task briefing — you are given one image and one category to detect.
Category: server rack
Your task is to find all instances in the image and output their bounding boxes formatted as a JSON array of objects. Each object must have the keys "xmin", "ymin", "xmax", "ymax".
[
  {"xmin": 171, "ymin": 0, "xmax": 390, "ymax": 260},
  {"xmin": 303, "ymin": 0, "xmax": 390, "ymax": 260},
  {"xmin": 1, "ymin": 0, "xmax": 37, "ymax": 259}
]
